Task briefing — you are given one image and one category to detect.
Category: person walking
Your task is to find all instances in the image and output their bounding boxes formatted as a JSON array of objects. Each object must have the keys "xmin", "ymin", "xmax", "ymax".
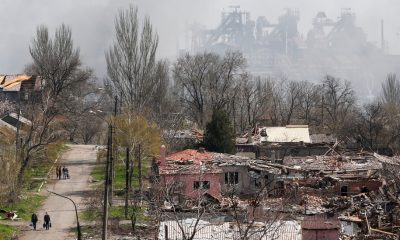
[
  {"xmin": 55, "ymin": 166, "xmax": 60, "ymax": 179},
  {"xmin": 31, "ymin": 213, "xmax": 38, "ymax": 230},
  {"xmin": 58, "ymin": 166, "xmax": 62, "ymax": 180},
  {"xmin": 62, "ymin": 166, "xmax": 66, "ymax": 179},
  {"xmin": 65, "ymin": 167, "xmax": 70, "ymax": 179},
  {"xmin": 43, "ymin": 212, "xmax": 51, "ymax": 230}
]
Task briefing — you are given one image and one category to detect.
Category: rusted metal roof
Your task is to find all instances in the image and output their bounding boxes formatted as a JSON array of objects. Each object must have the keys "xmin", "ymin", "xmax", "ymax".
[
  {"xmin": 301, "ymin": 215, "xmax": 340, "ymax": 230},
  {"xmin": 166, "ymin": 149, "xmax": 213, "ymax": 164}
]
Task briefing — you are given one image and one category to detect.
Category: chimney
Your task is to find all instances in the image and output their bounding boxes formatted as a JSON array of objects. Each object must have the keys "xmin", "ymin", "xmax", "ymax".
[
  {"xmin": 159, "ymin": 145, "xmax": 166, "ymax": 166},
  {"xmin": 198, "ymin": 147, "xmax": 206, "ymax": 153}
]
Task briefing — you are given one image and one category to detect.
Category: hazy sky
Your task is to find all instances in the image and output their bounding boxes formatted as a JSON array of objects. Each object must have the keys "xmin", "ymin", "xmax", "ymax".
[{"xmin": 1, "ymin": 0, "xmax": 399, "ymax": 78}]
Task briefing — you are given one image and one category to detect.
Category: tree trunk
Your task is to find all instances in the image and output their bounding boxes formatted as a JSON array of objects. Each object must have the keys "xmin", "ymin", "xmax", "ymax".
[
  {"xmin": 125, "ymin": 147, "xmax": 130, "ymax": 219},
  {"xmin": 138, "ymin": 144, "xmax": 142, "ymax": 201}
]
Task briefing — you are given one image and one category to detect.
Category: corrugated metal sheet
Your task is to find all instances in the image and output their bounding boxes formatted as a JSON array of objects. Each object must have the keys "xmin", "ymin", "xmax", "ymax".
[
  {"xmin": 301, "ymin": 215, "xmax": 340, "ymax": 230},
  {"xmin": 158, "ymin": 220, "xmax": 301, "ymax": 240}
]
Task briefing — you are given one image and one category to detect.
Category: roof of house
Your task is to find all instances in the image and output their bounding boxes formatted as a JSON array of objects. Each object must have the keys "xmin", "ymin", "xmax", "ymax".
[
  {"xmin": 159, "ymin": 149, "xmax": 280, "ymax": 175},
  {"xmin": 283, "ymin": 155, "xmax": 382, "ymax": 172},
  {"xmin": 166, "ymin": 149, "xmax": 214, "ymax": 164},
  {"xmin": 374, "ymin": 153, "xmax": 400, "ymax": 166},
  {"xmin": 0, "ymin": 75, "xmax": 42, "ymax": 92},
  {"xmin": 1, "ymin": 113, "xmax": 32, "ymax": 128},
  {"xmin": 260, "ymin": 125, "xmax": 311, "ymax": 143},
  {"xmin": 158, "ymin": 219, "xmax": 301, "ymax": 240}
]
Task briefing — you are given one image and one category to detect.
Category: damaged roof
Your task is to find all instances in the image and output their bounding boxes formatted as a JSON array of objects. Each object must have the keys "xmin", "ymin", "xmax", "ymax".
[
  {"xmin": 283, "ymin": 155, "xmax": 382, "ymax": 172},
  {"xmin": 0, "ymin": 74, "xmax": 42, "ymax": 92},
  {"xmin": 237, "ymin": 125, "xmax": 311, "ymax": 145},
  {"xmin": 159, "ymin": 149, "xmax": 280, "ymax": 175},
  {"xmin": 260, "ymin": 125, "xmax": 311, "ymax": 143}
]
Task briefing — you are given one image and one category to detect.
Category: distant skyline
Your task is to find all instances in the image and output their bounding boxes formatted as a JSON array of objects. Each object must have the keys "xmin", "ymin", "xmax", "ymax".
[{"xmin": 1, "ymin": 0, "xmax": 399, "ymax": 78}]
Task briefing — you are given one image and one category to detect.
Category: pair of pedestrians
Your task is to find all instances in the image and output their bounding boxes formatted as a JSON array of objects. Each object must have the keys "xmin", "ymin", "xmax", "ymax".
[
  {"xmin": 30, "ymin": 212, "xmax": 51, "ymax": 230},
  {"xmin": 56, "ymin": 165, "xmax": 70, "ymax": 179}
]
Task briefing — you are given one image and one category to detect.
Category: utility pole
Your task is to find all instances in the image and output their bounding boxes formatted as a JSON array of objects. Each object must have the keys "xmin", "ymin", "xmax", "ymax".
[
  {"xmin": 109, "ymin": 96, "xmax": 118, "ymax": 206},
  {"xmin": 138, "ymin": 144, "xmax": 142, "ymax": 201},
  {"xmin": 48, "ymin": 190, "xmax": 82, "ymax": 240},
  {"xmin": 321, "ymin": 84, "xmax": 324, "ymax": 129},
  {"xmin": 125, "ymin": 147, "xmax": 130, "ymax": 219},
  {"xmin": 102, "ymin": 125, "xmax": 112, "ymax": 240},
  {"xmin": 15, "ymin": 91, "xmax": 21, "ymax": 161}
]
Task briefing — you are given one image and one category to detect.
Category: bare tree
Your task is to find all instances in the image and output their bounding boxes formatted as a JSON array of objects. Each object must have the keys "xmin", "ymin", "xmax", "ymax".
[
  {"xmin": 106, "ymin": 5, "xmax": 167, "ymax": 112},
  {"xmin": 279, "ymin": 80, "xmax": 304, "ymax": 125},
  {"xmin": 29, "ymin": 24, "xmax": 91, "ymax": 99},
  {"xmin": 322, "ymin": 75, "xmax": 356, "ymax": 134},
  {"xmin": 381, "ymin": 73, "xmax": 400, "ymax": 105},
  {"xmin": 174, "ymin": 51, "xmax": 246, "ymax": 128},
  {"xmin": 296, "ymin": 82, "xmax": 320, "ymax": 125},
  {"xmin": 10, "ymin": 24, "xmax": 92, "ymax": 199},
  {"xmin": 355, "ymin": 102, "xmax": 386, "ymax": 150}
]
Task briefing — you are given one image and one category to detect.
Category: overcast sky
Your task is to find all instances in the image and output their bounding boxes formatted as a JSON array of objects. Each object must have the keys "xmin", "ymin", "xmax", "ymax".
[{"xmin": 1, "ymin": 0, "xmax": 399, "ymax": 78}]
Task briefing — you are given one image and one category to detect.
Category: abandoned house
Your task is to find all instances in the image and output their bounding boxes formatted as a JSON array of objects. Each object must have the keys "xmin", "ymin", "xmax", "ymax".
[
  {"xmin": 236, "ymin": 125, "xmax": 333, "ymax": 159},
  {"xmin": 155, "ymin": 146, "xmax": 281, "ymax": 202},
  {"xmin": 280, "ymin": 155, "xmax": 383, "ymax": 196},
  {"xmin": 0, "ymin": 75, "xmax": 43, "ymax": 102}
]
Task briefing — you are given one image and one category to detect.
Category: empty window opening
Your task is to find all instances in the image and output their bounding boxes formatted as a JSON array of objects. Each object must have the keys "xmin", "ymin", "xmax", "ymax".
[
  {"xmin": 225, "ymin": 172, "xmax": 239, "ymax": 185},
  {"xmin": 193, "ymin": 181, "xmax": 210, "ymax": 190}
]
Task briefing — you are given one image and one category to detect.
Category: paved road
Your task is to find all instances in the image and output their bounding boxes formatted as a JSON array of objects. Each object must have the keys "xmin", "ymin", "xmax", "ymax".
[{"xmin": 20, "ymin": 145, "xmax": 97, "ymax": 240}]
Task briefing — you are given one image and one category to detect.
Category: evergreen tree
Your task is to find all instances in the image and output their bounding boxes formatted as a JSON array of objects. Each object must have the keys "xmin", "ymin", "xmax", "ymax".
[{"xmin": 203, "ymin": 110, "xmax": 235, "ymax": 154}]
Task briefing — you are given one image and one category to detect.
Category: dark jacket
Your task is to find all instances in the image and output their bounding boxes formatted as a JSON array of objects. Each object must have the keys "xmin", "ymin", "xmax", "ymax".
[
  {"xmin": 44, "ymin": 214, "xmax": 50, "ymax": 223},
  {"xmin": 31, "ymin": 214, "xmax": 38, "ymax": 223}
]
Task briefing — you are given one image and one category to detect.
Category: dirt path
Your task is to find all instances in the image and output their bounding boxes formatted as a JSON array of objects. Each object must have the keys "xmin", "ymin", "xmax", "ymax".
[{"xmin": 20, "ymin": 144, "xmax": 97, "ymax": 240}]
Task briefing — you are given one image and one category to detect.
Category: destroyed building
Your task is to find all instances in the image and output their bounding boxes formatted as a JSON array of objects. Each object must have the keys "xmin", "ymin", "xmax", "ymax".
[
  {"xmin": 0, "ymin": 75, "xmax": 43, "ymax": 102},
  {"xmin": 236, "ymin": 125, "xmax": 332, "ymax": 159},
  {"xmin": 155, "ymin": 146, "xmax": 281, "ymax": 202},
  {"xmin": 154, "ymin": 140, "xmax": 400, "ymax": 239}
]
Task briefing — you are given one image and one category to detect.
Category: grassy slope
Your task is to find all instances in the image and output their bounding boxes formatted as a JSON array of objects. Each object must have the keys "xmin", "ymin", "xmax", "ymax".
[
  {"xmin": 83, "ymin": 153, "xmax": 151, "ymax": 221},
  {"xmin": 0, "ymin": 142, "xmax": 68, "ymax": 238},
  {"xmin": 0, "ymin": 224, "xmax": 17, "ymax": 240}
]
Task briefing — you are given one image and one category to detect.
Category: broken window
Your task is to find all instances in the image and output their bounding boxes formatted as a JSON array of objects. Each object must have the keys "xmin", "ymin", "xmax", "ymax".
[
  {"xmin": 225, "ymin": 172, "xmax": 239, "ymax": 185},
  {"xmin": 341, "ymin": 185, "xmax": 348, "ymax": 196},
  {"xmin": 193, "ymin": 181, "xmax": 210, "ymax": 190}
]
